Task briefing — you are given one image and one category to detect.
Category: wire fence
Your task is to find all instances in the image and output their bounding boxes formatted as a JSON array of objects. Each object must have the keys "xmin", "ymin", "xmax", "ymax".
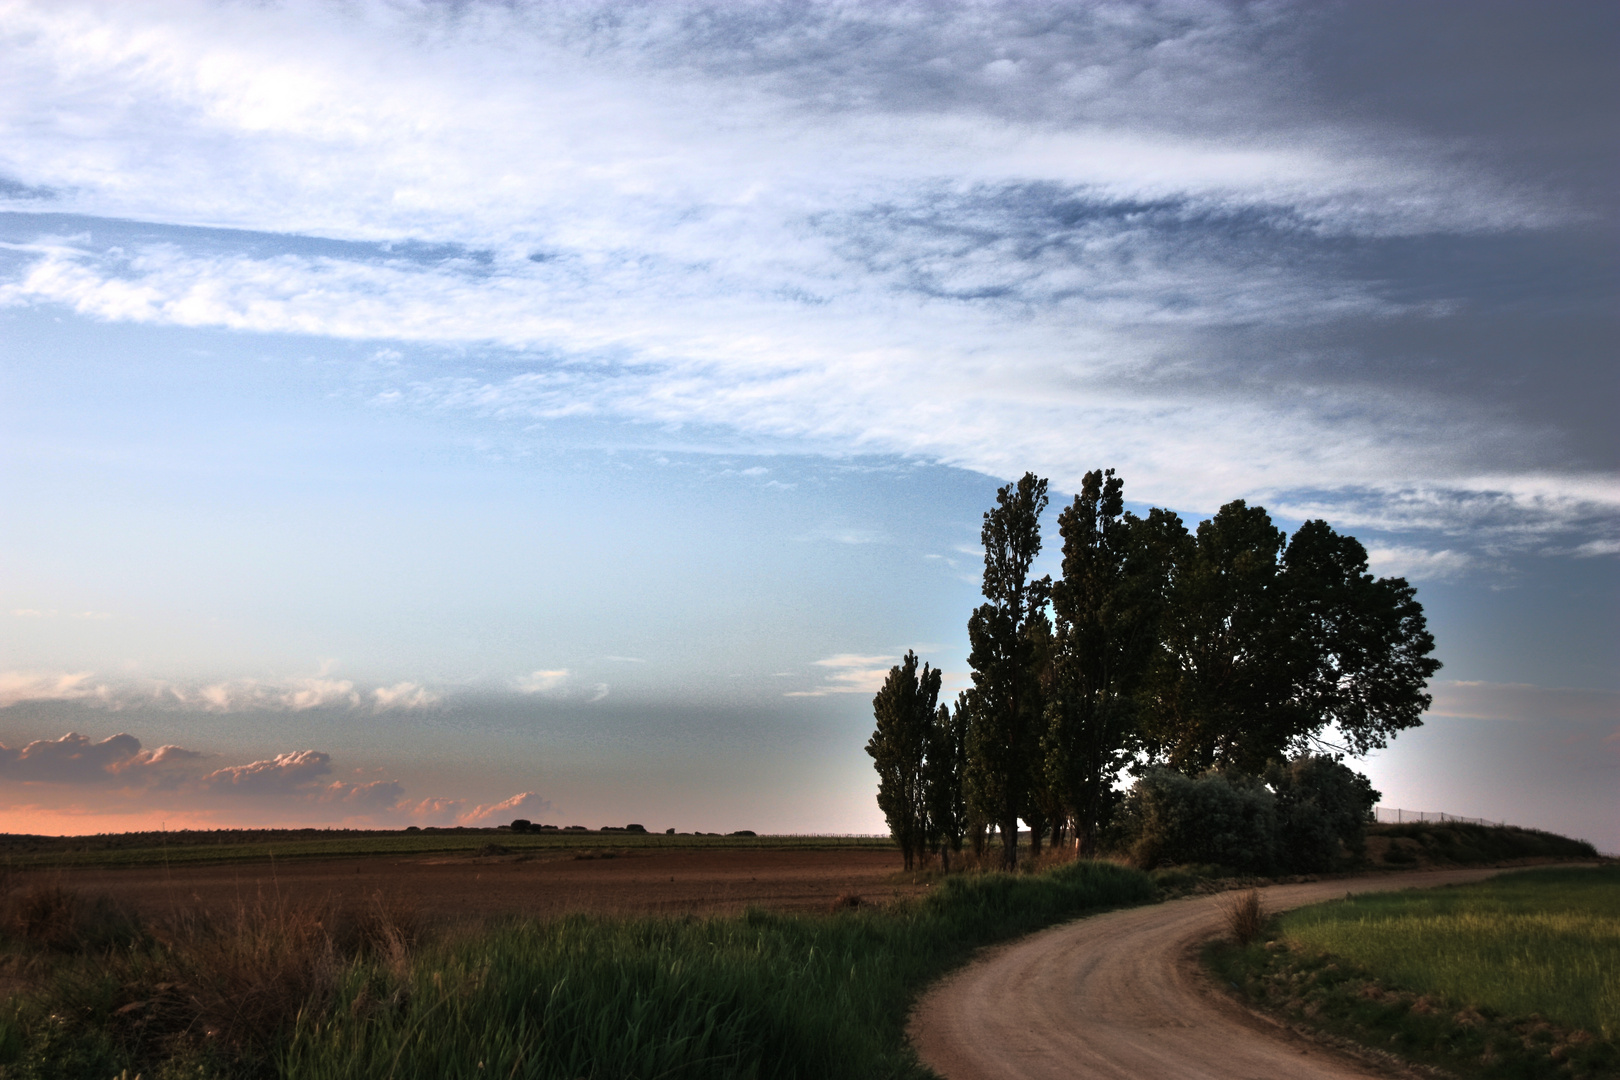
[{"xmin": 1374, "ymin": 806, "xmax": 1506, "ymax": 827}]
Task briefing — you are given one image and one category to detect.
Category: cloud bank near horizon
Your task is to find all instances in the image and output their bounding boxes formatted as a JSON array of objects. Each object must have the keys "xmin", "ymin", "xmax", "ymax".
[
  {"xmin": 0, "ymin": 729, "xmax": 548, "ymax": 833},
  {"xmin": 0, "ymin": 0, "xmax": 1613, "ymax": 553}
]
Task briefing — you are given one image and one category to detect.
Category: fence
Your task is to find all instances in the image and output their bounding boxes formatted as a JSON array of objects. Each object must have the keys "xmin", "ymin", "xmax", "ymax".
[{"xmin": 1375, "ymin": 806, "xmax": 1505, "ymax": 827}]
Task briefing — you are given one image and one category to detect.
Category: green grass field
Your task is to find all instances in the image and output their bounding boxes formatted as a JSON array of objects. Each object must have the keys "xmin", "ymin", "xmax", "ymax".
[
  {"xmin": 1209, "ymin": 865, "xmax": 1620, "ymax": 1079},
  {"xmin": 1280, "ymin": 867, "xmax": 1620, "ymax": 1039},
  {"xmin": 0, "ymin": 829, "xmax": 892, "ymax": 870},
  {"xmin": 0, "ymin": 858, "xmax": 1156, "ymax": 1079}
]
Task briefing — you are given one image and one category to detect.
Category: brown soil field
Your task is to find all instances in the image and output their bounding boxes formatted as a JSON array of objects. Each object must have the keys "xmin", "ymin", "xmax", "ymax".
[{"xmin": 26, "ymin": 846, "xmax": 923, "ymax": 923}]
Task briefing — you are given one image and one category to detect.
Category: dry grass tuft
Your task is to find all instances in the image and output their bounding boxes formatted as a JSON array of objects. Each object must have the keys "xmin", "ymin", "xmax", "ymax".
[{"xmin": 1226, "ymin": 889, "xmax": 1265, "ymax": 945}]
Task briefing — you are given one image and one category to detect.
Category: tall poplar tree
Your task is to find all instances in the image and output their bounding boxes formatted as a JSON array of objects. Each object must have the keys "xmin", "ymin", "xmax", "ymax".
[
  {"xmin": 1043, "ymin": 470, "xmax": 1182, "ymax": 855},
  {"xmin": 867, "ymin": 650, "xmax": 942, "ymax": 870},
  {"xmin": 924, "ymin": 694, "xmax": 969, "ymax": 870},
  {"xmin": 964, "ymin": 473, "xmax": 1050, "ymax": 870}
]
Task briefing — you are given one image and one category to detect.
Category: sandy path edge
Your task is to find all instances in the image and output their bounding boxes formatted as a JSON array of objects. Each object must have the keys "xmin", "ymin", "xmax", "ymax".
[{"xmin": 907, "ymin": 867, "xmax": 1528, "ymax": 1080}]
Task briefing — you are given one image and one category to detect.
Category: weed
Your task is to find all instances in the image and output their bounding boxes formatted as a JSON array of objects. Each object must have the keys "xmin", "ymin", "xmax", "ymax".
[{"xmin": 1225, "ymin": 890, "xmax": 1264, "ymax": 945}]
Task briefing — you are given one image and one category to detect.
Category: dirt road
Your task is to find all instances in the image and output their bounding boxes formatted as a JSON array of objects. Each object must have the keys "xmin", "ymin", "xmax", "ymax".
[{"xmin": 910, "ymin": 867, "xmax": 1509, "ymax": 1080}]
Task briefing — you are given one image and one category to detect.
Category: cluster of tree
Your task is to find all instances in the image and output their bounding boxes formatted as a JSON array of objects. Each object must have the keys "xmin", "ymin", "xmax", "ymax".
[{"xmin": 867, "ymin": 469, "xmax": 1440, "ymax": 871}]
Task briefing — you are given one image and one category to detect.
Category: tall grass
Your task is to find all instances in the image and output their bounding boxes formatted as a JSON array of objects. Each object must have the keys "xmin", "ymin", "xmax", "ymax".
[
  {"xmin": 283, "ymin": 859, "xmax": 1154, "ymax": 1080},
  {"xmin": 0, "ymin": 859, "xmax": 1153, "ymax": 1079},
  {"xmin": 1278, "ymin": 866, "xmax": 1620, "ymax": 1038}
]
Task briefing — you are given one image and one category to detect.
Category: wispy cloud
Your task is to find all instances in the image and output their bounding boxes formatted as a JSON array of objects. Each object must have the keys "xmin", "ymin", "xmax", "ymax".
[
  {"xmin": 785, "ymin": 654, "xmax": 897, "ymax": 698},
  {"xmin": 513, "ymin": 669, "xmax": 569, "ymax": 695},
  {"xmin": 0, "ymin": 1, "xmax": 1608, "ymax": 553},
  {"xmin": 1426, "ymin": 681, "xmax": 1620, "ymax": 725},
  {"xmin": 1365, "ymin": 546, "xmax": 1476, "ymax": 583},
  {"xmin": 0, "ymin": 670, "xmax": 444, "ymax": 714}
]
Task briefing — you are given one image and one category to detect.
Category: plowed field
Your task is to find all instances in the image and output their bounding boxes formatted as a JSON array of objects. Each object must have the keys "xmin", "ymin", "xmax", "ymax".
[{"xmin": 33, "ymin": 845, "xmax": 920, "ymax": 922}]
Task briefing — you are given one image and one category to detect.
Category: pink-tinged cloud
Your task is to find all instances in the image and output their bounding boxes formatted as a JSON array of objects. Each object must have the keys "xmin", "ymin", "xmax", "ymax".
[
  {"xmin": 199, "ymin": 750, "xmax": 333, "ymax": 795},
  {"xmin": 323, "ymin": 779, "xmax": 407, "ymax": 811},
  {"xmin": 0, "ymin": 729, "xmax": 548, "ymax": 834},
  {"xmin": 0, "ymin": 731, "xmax": 143, "ymax": 783},
  {"xmin": 461, "ymin": 791, "xmax": 551, "ymax": 825}
]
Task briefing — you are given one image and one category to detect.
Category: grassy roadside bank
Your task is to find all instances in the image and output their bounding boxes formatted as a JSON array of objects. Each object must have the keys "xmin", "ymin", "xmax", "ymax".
[
  {"xmin": 1207, "ymin": 866, "xmax": 1620, "ymax": 1079},
  {"xmin": 0, "ymin": 859, "xmax": 1155, "ymax": 1079}
]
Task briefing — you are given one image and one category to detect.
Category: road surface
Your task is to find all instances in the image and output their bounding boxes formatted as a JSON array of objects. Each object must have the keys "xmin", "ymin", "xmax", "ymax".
[{"xmin": 909, "ymin": 867, "xmax": 1508, "ymax": 1080}]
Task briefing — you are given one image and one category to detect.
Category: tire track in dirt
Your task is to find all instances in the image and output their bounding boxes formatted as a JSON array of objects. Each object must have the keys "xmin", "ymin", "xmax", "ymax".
[{"xmin": 909, "ymin": 867, "xmax": 1509, "ymax": 1080}]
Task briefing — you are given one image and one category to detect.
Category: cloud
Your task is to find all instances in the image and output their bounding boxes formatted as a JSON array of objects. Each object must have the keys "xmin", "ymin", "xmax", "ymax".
[
  {"xmin": 324, "ymin": 778, "xmax": 407, "ymax": 811},
  {"xmin": 0, "ymin": 732, "xmax": 142, "ymax": 784},
  {"xmin": 0, "ymin": 669, "xmax": 447, "ymax": 714},
  {"xmin": 399, "ymin": 790, "xmax": 553, "ymax": 827},
  {"xmin": 200, "ymin": 750, "xmax": 332, "ymax": 796},
  {"xmin": 0, "ymin": 671, "xmax": 103, "ymax": 708},
  {"xmin": 514, "ymin": 669, "xmax": 569, "ymax": 694},
  {"xmin": 460, "ymin": 791, "xmax": 552, "ymax": 826},
  {"xmin": 0, "ymin": 0, "xmax": 1608, "ymax": 554},
  {"xmin": 371, "ymin": 682, "xmax": 440, "ymax": 710},
  {"xmin": 1365, "ymin": 546, "xmax": 1475, "ymax": 583},
  {"xmin": 0, "ymin": 727, "xmax": 548, "ymax": 831},
  {"xmin": 1426, "ymin": 681, "xmax": 1620, "ymax": 725},
  {"xmin": 786, "ymin": 654, "xmax": 898, "ymax": 697}
]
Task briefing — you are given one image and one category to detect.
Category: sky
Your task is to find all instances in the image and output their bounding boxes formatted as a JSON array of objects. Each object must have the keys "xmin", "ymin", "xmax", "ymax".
[{"xmin": 0, "ymin": 0, "xmax": 1615, "ymax": 850}]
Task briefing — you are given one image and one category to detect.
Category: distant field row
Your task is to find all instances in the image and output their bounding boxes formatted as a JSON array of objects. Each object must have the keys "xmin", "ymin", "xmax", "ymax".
[{"xmin": 0, "ymin": 829, "xmax": 893, "ymax": 869}]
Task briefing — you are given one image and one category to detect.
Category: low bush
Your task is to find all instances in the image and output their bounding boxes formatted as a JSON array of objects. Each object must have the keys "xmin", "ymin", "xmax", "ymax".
[
  {"xmin": 1118, "ymin": 755, "xmax": 1380, "ymax": 874},
  {"xmin": 1119, "ymin": 769, "xmax": 1278, "ymax": 873}
]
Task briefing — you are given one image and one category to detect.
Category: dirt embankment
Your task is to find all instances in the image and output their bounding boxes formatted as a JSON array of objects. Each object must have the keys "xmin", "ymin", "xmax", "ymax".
[
  {"xmin": 29, "ymin": 846, "xmax": 920, "ymax": 923},
  {"xmin": 909, "ymin": 868, "xmax": 1512, "ymax": 1080}
]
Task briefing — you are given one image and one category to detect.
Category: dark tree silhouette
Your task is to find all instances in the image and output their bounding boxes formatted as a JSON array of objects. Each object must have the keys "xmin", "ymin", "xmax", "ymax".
[
  {"xmin": 867, "ymin": 650, "xmax": 943, "ymax": 870},
  {"xmin": 924, "ymin": 693, "xmax": 969, "ymax": 870},
  {"xmin": 964, "ymin": 473, "xmax": 1051, "ymax": 870},
  {"xmin": 1141, "ymin": 502, "xmax": 1440, "ymax": 773},
  {"xmin": 1043, "ymin": 470, "xmax": 1180, "ymax": 855}
]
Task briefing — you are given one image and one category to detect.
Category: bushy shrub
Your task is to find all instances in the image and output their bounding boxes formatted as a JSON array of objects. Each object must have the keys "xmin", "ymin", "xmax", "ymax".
[
  {"xmin": 1121, "ymin": 769, "xmax": 1278, "ymax": 873},
  {"xmin": 1119, "ymin": 755, "xmax": 1382, "ymax": 874},
  {"xmin": 1267, "ymin": 755, "xmax": 1379, "ymax": 873}
]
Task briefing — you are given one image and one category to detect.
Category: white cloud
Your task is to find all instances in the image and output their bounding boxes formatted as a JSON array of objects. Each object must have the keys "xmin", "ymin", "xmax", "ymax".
[
  {"xmin": 371, "ymin": 682, "xmax": 440, "ymax": 710},
  {"xmin": 0, "ymin": 0, "xmax": 1608, "ymax": 550},
  {"xmin": 0, "ymin": 669, "xmax": 454, "ymax": 713},
  {"xmin": 1569, "ymin": 538, "xmax": 1620, "ymax": 558},
  {"xmin": 786, "ymin": 654, "xmax": 898, "ymax": 697},
  {"xmin": 0, "ymin": 670, "xmax": 104, "ymax": 708},
  {"xmin": 1365, "ymin": 546, "xmax": 1475, "ymax": 583},
  {"xmin": 514, "ymin": 669, "xmax": 569, "ymax": 694}
]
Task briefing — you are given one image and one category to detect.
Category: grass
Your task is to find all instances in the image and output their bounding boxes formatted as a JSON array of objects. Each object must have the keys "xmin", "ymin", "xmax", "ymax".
[
  {"xmin": 1208, "ymin": 866, "xmax": 1620, "ymax": 1079},
  {"xmin": 0, "ymin": 858, "xmax": 1156, "ymax": 1079},
  {"xmin": 1365, "ymin": 822, "xmax": 1598, "ymax": 868},
  {"xmin": 0, "ymin": 830, "xmax": 893, "ymax": 871}
]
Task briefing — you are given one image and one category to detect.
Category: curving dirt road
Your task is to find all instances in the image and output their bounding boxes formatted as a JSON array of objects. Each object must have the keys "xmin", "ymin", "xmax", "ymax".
[{"xmin": 909, "ymin": 867, "xmax": 1510, "ymax": 1080}]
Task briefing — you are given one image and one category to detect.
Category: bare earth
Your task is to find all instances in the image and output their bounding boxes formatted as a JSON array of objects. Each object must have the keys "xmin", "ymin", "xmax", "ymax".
[
  {"xmin": 910, "ymin": 867, "xmax": 1509, "ymax": 1080},
  {"xmin": 38, "ymin": 846, "xmax": 921, "ymax": 922}
]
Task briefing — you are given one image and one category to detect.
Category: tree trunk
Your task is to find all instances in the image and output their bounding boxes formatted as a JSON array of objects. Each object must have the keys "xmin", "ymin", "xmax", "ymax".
[{"xmin": 1001, "ymin": 813, "xmax": 1019, "ymax": 870}]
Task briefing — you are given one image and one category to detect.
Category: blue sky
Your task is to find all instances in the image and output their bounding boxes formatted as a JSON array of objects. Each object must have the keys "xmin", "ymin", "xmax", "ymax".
[{"xmin": 1, "ymin": 1, "xmax": 1615, "ymax": 848}]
